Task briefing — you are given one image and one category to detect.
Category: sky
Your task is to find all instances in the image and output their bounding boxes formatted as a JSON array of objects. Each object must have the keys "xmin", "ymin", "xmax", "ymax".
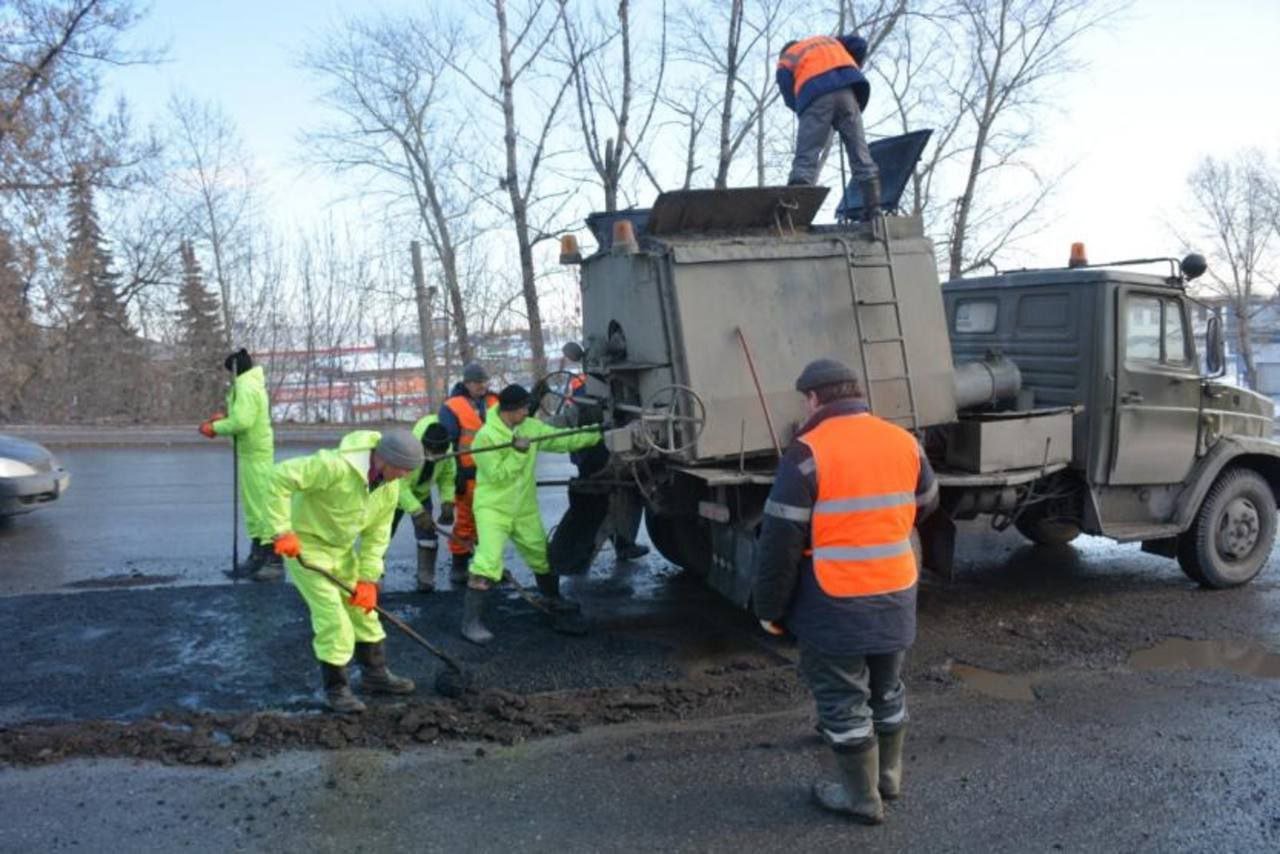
[{"xmin": 106, "ymin": 0, "xmax": 1280, "ymax": 275}]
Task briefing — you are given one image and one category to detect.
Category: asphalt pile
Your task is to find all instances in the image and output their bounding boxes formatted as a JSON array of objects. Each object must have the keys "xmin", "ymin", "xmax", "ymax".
[{"xmin": 0, "ymin": 660, "xmax": 804, "ymax": 767}]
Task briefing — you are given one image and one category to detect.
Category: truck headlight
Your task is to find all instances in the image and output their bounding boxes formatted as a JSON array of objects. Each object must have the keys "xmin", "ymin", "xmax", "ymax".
[{"xmin": 0, "ymin": 458, "xmax": 38, "ymax": 478}]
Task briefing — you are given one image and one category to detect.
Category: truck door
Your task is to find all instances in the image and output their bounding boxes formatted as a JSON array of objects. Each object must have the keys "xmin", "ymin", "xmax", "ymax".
[{"xmin": 1109, "ymin": 289, "xmax": 1201, "ymax": 484}]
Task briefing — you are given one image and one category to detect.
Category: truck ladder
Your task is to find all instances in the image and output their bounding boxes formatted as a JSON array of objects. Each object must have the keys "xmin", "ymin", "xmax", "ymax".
[{"xmin": 839, "ymin": 222, "xmax": 921, "ymax": 433}]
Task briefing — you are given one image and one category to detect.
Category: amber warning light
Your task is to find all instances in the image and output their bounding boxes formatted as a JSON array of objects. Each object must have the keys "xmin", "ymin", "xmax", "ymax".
[
  {"xmin": 559, "ymin": 234, "xmax": 582, "ymax": 265},
  {"xmin": 1068, "ymin": 242, "xmax": 1088, "ymax": 268}
]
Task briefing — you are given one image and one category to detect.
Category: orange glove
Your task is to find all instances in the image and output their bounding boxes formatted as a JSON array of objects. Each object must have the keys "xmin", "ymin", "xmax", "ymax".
[
  {"xmin": 273, "ymin": 532, "xmax": 301, "ymax": 558},
  {"xmin": 349, "ymin": 581, "xmax": 378, "ymax": 613},
  {"xmin": 198, "ymin": 412, "xmax": 225, "ymax": 439}
]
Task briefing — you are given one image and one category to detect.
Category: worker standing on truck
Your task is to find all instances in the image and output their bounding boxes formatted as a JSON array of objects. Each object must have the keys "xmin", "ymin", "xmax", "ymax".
[
  {"xmin": 200, "ymin": 349, "xmax": 280, "ymax": 582},
  {"xmin": 390, "ymin": 416, "xmax": 457, "ymax": 593},
  {"xmin": 460, "ymin": 384, "xmax": 604, "ymax": 645},
  {"xmin": 267, "ymin": 429, "xmax": 423, "ymax": 713},
  {"xmin": 776, "ymin": 33, "xmax": 879, "ymax": 218},
  {"xmin": 438, "ymin": 363, "xmax": 499, "ymax": 588},
  {"xmin": 752, "ymin": 359, "xmax": 939, "ymax": 825}
]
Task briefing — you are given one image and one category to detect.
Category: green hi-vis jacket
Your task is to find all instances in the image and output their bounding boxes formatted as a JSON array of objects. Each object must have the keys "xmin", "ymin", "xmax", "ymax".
[
  {"xmin": 266, "ymin": 430, "xmax": 399, "ymax": 581},
  {"xmin": 212, "ymin": 366, "xmax": 274, "ymax": 458},
  {"xmin": 398, "ymin": 414, "xmax": 457, "ymax": 517},
  {"xmin": 471, "ymin": 407, "xmax": 602, "ymax": 519}
]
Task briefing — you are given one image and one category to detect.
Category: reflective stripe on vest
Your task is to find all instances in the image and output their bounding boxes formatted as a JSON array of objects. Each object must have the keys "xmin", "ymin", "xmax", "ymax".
[
  {"xmin": 777, "ymin": 35, "xmax": 857, "ymax": 98},
  {"xmin": 445, "ymin": 393, "xmax": 497, "ymax": 468},
  {"xmin": 800, "ymin": 412, "xmax": 920, "ymax": 598}
]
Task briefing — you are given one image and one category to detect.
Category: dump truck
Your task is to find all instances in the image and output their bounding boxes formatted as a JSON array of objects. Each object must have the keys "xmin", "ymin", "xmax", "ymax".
[{"xmin": 545, "ymin": 130, "xmax": 1279, "ymax": 599}]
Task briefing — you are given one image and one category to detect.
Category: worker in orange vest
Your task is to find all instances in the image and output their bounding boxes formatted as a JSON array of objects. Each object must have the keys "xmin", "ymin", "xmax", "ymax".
[
  {"xmin": 752, "ymin": 358, "xmax": 939, "ymax": 825},
  {"xmin": 776, "ymin": 34, "xmax": 879, "ymax": 218},
  {"xmin": 437, "ymin": 362, "xmax": 499, "ymax": 584}
]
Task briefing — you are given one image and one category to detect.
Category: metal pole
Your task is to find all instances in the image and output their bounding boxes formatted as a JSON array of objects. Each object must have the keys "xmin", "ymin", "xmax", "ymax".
[
  {"xmin": 734, "ymin": 327, "xmax": 783, "ymax": 459},
  {"xmin": 232, "ymin": 436, "xmax": 240, "ymax": 573},
  {"xmin": 429, "ymin": 425, "xmax": 603, "ymax": 465}
]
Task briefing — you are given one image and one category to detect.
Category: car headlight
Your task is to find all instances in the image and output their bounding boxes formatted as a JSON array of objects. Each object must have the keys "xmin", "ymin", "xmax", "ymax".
[{"xmin": 0, "ymin": 458, "xmax": 39, "ymax": 478}]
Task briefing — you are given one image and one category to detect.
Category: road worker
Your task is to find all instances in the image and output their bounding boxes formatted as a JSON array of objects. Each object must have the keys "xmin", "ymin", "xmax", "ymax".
[
  {"xmin": 777, "ymin": 33, "xmax": 880, "ymax": 218},
  {"xmin": 267, "ymin": 428, "xmax": 424, "ymax": 713},
  {"xmin": 200, "ymin": 348, "xmax": 279, "ymax": 581},
  {"xmin": 437, "ymin": 362, "xmax": 499, "ymax": 587},
  {"xmin": 751, "ymin": 359, "xmax": 939, "ymax": 824},
  {"xmin": 460, "ymin": 383, "xmax": 604, "ymax": 645},
  {"xmin": 390, "ymin": 416, "xmax": 456, "ymax": 593}
]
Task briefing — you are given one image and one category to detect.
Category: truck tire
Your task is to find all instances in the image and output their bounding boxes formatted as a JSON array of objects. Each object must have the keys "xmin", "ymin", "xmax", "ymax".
[
  {"xmin": 1013, "ymin": 508, "xmax": 1082, "ymax": 546},
  {"xmin": 1177, "ymin": 468, "xmax": 1277, "ymax": 589},
  {"xmin": 645, "ymin": 512, "xmax": 711, "ymax": 573}
]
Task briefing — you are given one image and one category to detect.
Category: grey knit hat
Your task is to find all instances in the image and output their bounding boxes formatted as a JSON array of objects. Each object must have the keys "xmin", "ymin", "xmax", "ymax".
[
  {"xmin": 462, "ymin": 361, "xmax": 489, "ymax": 383},
  {"xmin": 795, "ymin": 358, "xmax": 858, "ymax": 392},
  {"xmin": 376, "ymin": 428, "xmax": 425, "ymax": 470}
]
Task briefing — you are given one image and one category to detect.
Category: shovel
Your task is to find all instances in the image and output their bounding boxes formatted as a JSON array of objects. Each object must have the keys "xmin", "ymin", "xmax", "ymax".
[
  {"xmin": 434, "ymin": 526, "xmax": 588, "ymax": 637},
  {"xmin": 295, "ymin": 555, "xmax": 472, "ymax": 699}
]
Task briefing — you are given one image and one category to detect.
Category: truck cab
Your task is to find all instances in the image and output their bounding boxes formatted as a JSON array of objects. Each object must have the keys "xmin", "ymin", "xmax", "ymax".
[{"xmin": 941, "ymin": 257, "xmax": 1279, "ymax": 587}]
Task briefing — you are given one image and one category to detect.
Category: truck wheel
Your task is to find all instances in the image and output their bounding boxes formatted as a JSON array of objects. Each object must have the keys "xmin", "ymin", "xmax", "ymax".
[
  {"xmin": 644, "ymin": 512, "xmax": 711, "ymax": 573},
  {"xmin": 1177, "ymin": 468, "xmax": 1277, "ymax": 589},
  {"xmin": 1014, "ymin": 510, "xmax": 1081, "ymax": 546}
]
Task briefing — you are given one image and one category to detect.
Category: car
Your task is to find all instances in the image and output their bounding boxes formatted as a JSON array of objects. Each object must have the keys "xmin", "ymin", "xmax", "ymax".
[{"xmin": 0, "ymin": 434, "xmax": 71, "ymax": 517}]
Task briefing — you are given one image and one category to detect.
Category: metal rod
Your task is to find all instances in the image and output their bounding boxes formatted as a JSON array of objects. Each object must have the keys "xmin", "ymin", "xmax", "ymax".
[
  {"xmin": 734, "ymin": 327, "xmax": 783, "ymax": 459},
  {"xmin": 430, "ymin": 425, "xmax": 602, "ymax": 465},
  {"xmin": 295, "ymin": 555, "xmax": 465, "ymax": 675},
  {"xmin": 232, "ymin": 435, "xmax": 240, "ymax": 573}
]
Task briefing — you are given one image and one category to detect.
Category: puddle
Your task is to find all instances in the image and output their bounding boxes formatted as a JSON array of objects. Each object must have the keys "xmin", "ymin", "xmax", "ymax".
[
  {"xmin": 948, "ymin": 663, "xmax": 1036, "ymax": 702},
  {"xmin": 1129, "ymin": 638, "xmax": 1280, "ymax": 679},
  {"xmin": 65, "ymin": 573, "xmax": 178, "ymax": 589}
]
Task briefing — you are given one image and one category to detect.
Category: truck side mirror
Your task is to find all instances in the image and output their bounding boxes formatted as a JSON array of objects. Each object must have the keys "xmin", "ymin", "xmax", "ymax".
[{"xmin": 1205, "ymin": 314, "xmax": 1225, "ymax": 377}]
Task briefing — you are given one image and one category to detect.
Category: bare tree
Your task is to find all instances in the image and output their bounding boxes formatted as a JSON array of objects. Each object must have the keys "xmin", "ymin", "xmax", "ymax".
[
  {"xmin": 1183, "ymin": 152, "xmax": 1280, "ymax": 390},
  {"xmin": 304, "ymin": 13, "xmax": 486, "ymax": 367}
]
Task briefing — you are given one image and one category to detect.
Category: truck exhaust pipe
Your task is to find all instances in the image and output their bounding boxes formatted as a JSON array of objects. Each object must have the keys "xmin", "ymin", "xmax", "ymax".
[{"xmin": 953, "ymin": 356, "xmax": 1022, "ymax": 411}]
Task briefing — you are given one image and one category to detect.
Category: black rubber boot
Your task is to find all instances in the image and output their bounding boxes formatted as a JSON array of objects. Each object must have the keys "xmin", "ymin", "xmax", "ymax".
[
  {"xmin": 534, "ymin": 572, "xmax": 581, "ymax": 614},
  {"xmin": 251, "ymin": 545, "xmax": 284, "ymax": 582},
  {"xmin": 321, "ymin": 663, "xmax": 367, "ymax": 714},
  {"xmin": 355, "ymin": 641, "xmax": 415, "ymax": 695},
  {"xmin": 461, "ymin": 586, "xmax": 494, "ymax": 645},
  {"xmin": 812, "ymin": 740, "xmax": 884, "ymax": 824},
  {"xmin": 227, "ymin": 542, "xmax": 266, "ymax": 579},
  {"xmin": 860, "ymin": 176, "xmax": 882, "ymax": 222},
  {"xmin": 449, "ymin": 554, "xmax": 470, "ymax": 587},
  {"xmin": 614, "ymin": 539, "xmax": 650, "ymax": 561},
  {"xmin": 416, "ymin": 546, "xmax": 438, "ymax": 593},
  {"xmin": 878, "ymin": 727, "xmax": 906, "ymax": 800}
]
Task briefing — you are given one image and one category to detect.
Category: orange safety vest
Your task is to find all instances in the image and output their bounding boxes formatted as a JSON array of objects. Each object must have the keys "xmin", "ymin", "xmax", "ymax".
[
  {"xmin": 777, "ymin": 35, "xmax": 857, "ymax": 98},
  {"xmin": 444, "ymin": 393, "xmax": 498, "ymax": 469},
  {"xmin": 800, "ymin": 412, "xmax": 920, "ymax": 598}
]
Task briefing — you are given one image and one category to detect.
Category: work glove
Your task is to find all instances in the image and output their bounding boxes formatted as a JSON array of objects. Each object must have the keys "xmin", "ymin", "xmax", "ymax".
[
  {"xmin": 411, "ymin": 510, "xmax": 436, "ymax": 533},
  {"xmin": 759, "ymin": 619, "xmax": 785, "ymax": 637},
  {"xmin": 198, "ymin": 412, "xmax": 224, "ymax": 439},
  {"xmin": 349, "ymin": 580, "xmax": 378, "ymax": 613},
  {"xmin": 512, "ymin": 436, "xmax": 532, "ymax": 453},
  {"xmin": 437, "ymin": 502, "xmax": 455, "ymax": 525},
  {"xmin": 273, "ymin": 531, "xmax": 302, "ymax": 558}
]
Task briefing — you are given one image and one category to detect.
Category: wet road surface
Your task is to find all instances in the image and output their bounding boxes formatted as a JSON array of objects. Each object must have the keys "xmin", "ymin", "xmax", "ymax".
[{"xmin": 3, "ymin": 437, "xmax": 1280, "ymax": 851}]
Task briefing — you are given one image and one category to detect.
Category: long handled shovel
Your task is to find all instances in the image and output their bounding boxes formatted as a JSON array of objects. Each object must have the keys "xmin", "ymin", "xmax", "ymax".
[
  {"xmin": 295, "ymin": 555, "xmax": 472, "ymax": 698},
  {"xmin": 435, "ymin": 526, "xmax": 588, "ymax": 637},
  {"xmin": 232, "ymin": 436, "xmax": 240, "ymax": 574}
]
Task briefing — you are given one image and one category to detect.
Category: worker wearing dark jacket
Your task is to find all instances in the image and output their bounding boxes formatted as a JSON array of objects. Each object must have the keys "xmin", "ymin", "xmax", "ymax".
[
  {"xmin": 752, "ymin": 358, "xmax": 938, "ymax": 825},
  {"xmin": 437, "ymin": 363, "xmax": 499, "ymax": 586},
  {"xmin": 777, "ymin": 34, "xmax": 880, "ymax": 217}
]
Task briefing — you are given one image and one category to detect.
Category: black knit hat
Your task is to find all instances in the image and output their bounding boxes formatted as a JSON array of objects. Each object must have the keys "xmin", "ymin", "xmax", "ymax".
[
  {"xmin": 795, "ymin": 358, "xmax": 857, "ymax": 392},
  {"xmin": 422, "ymin": 422, "xmax": 450, "ymax": 453},
  {"xmin": 498, "ymin": 383, "xmax": 531, "ymax": 412},
  {"xmin": 224, "ymin": 348, "xmax": 253, "ymax": 375}
]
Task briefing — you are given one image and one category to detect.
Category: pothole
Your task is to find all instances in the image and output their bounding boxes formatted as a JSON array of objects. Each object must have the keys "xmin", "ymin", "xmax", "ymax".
[
  {"xmin": 947, "ymin": 662, "xmax": 1036, "ymax": 702},
  {"xmin": 1129, "ymin": 638, "xmax": 1280, "ymax": 679}
]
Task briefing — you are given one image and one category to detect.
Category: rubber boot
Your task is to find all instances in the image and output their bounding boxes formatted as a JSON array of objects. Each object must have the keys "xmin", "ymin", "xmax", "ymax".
[
  {"xmin": 321, "ymin": 663, "xmax": 366, "ymax": 714},
  {"xmin": 449, "ymin": 553, "xmax": 470, "ymax": 587},
  {"xmin": 614, "ymin": 539, "xmax": 650, "ymax": 561},
  {"xmin": 534, "ymin": 572, "xmax": 581, "ymax": 614},
  {"xmin": 878, "ymin": 727, "xmax": 905, "ymax": 800},
  {"xmin": 461, "ymin": 585, "xmax": 494, "ymax": 645},
  {"xmin": 227, "ymin": 541, "xmax": 266, "ymax": 579},
  {"xmin": 355, "ymin": 641, "xmax": 415, "ymax": 695},
  {"xmin": 812, "ymin": 740, "xmax": 884, "ymax": 824},
  {"xmin": 860, "ymin": 176, "xmax": 882, "ymax": 222},
  {"xmin": 251, "ymin": 545, "xmax": 284, "ymax": 582},
  {"xmin": 416, "ymin": 546, "xmax": 439, "ymax": 593}
]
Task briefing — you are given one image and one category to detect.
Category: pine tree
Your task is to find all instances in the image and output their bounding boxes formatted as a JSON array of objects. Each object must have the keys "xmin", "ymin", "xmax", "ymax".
[
  {"xmin": 175, "ymin": 239, "xmax": 226, "ymax": 415},
  {"xmin": 0, "ymin": 229, "xmax": 34, "ymax": 421},
  {"xmin": 64, "ymin": 168, "xmax": 142, "ymax": 420}
]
